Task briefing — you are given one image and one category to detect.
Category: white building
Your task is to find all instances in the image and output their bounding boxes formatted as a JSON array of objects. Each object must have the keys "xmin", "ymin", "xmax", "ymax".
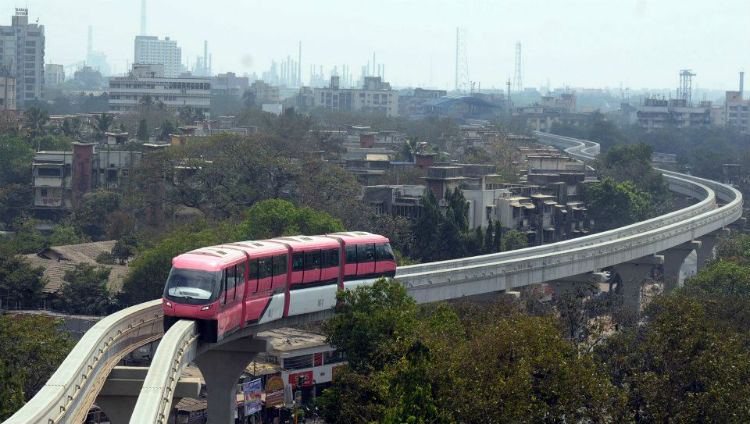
[
  {"xmin": 134, "ymin": 36, "xmax": 182, "ymax": 78},
  {"xmin": 44, "ymin": 64, "xmax": 64, "ymax": 85},
  {"xmin": 723, "ymin": 90, "xmax": 750, "ymax": 135},
  {"xmin": 108, "ymin": 64, "xmax": 210, "ymax": 114},
  {"xmin": 0, "ymin": 8, "xmax": 45, "ymax": 108},
  {"xmin": 314, "ymin": 76, "xmax": 399, "ymax": 116}
]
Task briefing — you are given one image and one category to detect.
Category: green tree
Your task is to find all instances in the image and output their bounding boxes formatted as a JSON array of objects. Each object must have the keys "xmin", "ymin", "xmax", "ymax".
[
  {"xmin": 136, "ymin": 119, "xmax": 148, "ymax": 141},
  {"xmin": 500, "ymin": 229, "xmax": 528, "ymax": 251},
  {"xmin": 236, "ymin": 199, "xmax": 344, "ymax": 240},
  {"xmin": 484, "ymin": 221, "xmax": 494, "ymax": 253},
  {"xmin": 159, "ymin": 120, "xmax": 177, "ymax": 140},
  {"xmin": 91, "ymin": 112, "xmax": 114, "ymax": 139},
  {"xmin": 582, "ymin": 177, "xmax": 656, "ymax": 232},
  {"xmin": 493, "ymin": 220, "xmax": 502, "ymax": 252},
  {"xmin": 48, "ymin": 225, "xmax": 85, "ymax": 246},
  {"xmin": 24, "ymin": 106, "xmax": 49, "ymax": 137},
  {"xmin": 412, "ymin": 190, "xmax": 441, "ymax": 261},
  {"xmin": 0, "ymin": 248, "xmax": 46, "ymax": 308},
  {"xmin": 53, "ymin": 263, "xmax": 113, "ymax": 315},
  {"xmin": 71, "ymin": 191, "xmax": 121, "ymax": 240},
  {"xmin": 0, "ymin": 314, "xmax": 75, "ymax": 420}
]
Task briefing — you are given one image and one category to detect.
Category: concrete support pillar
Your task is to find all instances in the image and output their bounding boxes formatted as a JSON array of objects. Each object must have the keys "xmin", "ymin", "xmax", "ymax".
[
  {"xmin": 195, "ymin": 337, "xmax": 270, "ymax": 424},
  {"xmin": 551, "ymin": 272, "xmax": 607, "ymax": 299},
  {"xmin": 96, "ymin": 366, "xmax": 200, "ymax": 424},
  {"xmin": 695, "ymin": 230, "xmax": 727, "ymax": 271},
  {"xmin": 612, "ymin": 255, "xmax": 663, "ymax": 315},
  {"xmin": 660, "ymin": 240, "xmax": 701, "ymax": 291}
]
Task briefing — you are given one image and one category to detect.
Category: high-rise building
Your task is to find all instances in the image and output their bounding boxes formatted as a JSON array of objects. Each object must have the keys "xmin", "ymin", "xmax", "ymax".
[
  {"xmin": 134, "ymin": 36, "xmax": 182, "ymax": 78},
  {"xmin": 0, "ymin": 8, "xmax": 45, "ymax": 108},
  {"xmin": 44, "ymin": 64, "xmax": 64, "ymax": 86}
]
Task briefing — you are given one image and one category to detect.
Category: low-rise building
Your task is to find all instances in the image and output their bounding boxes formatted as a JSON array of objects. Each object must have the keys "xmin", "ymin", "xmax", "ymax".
[
  {"xmin": 108, "ymin": 64, "xmax": 211, "ymax": 115},
  {"xmin": 314, "ymin": 76, "xmax": 399, "ymax": 116},
  {"xmin": 636, "ymin": 97, "xmax": 712, "ymax": 130},
  {"xmin": 31, "ymin": 143, "xmax": 142, "ymax": 212}
]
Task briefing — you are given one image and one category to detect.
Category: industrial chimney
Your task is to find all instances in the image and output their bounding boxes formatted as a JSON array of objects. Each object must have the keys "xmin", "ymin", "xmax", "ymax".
[{"xmin": 740, "ymin": 71, "xmax": 745, "ymax": 98}]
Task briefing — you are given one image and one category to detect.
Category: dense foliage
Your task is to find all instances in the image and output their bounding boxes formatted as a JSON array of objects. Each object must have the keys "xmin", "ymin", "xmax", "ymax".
[{"xmin": 0, "ymin": 315, "xmax": 75, "ymax": 421}]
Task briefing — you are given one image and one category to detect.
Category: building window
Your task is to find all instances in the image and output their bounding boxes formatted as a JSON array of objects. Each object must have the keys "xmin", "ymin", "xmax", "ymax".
[{"xmin": 283, "ymin": 354, "xmax": 313, "ymax": 370}]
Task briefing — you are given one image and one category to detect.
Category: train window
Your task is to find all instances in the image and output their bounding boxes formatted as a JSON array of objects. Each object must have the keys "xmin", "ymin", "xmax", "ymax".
[
  {"xmin": 259, "ymin": 257, "xmax": 272, "ymax": 279},
  {"xmin": 237, "ymin": 262, "xmax": 245, "ymax": 283},
  {"xmin": 248, "ymin": 260, "xmax": 259, "ymax": 293},
  {"xmin": 323, "ymin": 248, "xmax": 340, "ymax": 267},
  {"xmin": 376, "ymin": 243, "xmax": 395, "ymax": 262},
  {"xmin": 273, "ymin": 255, "xmax": 287, "ymax": 276},
  {"xmin": 304, "ymin": 250, "xmax": 321, "ymax": 270},
  {"xmin": 292, "ymin": 252, "xmax": 304, "ymax": 272},
  {"xmin": 227, "ymin": 266, "xmax": 236, "ymax": 300},
  {"xmin": 345, "ymin": 245, "xmax": 357, "ymax": 263},
  {"xmin": 357, "ymin": 244, "xmax": 375, "ymax": 263}
]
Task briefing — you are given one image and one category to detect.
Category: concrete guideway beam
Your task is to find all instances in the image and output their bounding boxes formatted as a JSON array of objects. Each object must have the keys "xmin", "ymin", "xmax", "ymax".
[
  {"xmin": 612, "ymin": 255, "xmax": 663, "ymax": 314},
  {"xmin": 96, "ymin": 366, "xmax": 200, "ymax": 424},
  {"xmin": 195, "ymin": 337, "xmax": 271, "ymax": 424},
  {"xmin": 660, "ymin": 240, "xmax": 701, "ymax": 291}
]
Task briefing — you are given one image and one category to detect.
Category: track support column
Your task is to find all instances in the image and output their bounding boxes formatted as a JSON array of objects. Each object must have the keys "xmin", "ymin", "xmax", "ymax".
[
  {"xmin": 195, "ymin": 337, "xmax": 270, "ymax": 424},
  {"xmin": 612, "ymin": 255, "xmax": 663, "ymax": 315},
  {"xmin": 660, "ymin": 240, "xmax": 701, "ymax": 291},
  {"xmin": 695, "ymin": 229, "xmax": 728, "ymax": 271}
]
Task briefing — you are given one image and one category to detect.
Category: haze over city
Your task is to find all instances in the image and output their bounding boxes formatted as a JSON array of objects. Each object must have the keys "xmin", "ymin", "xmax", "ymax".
[{"xmin": 3, "ymin": 0, "xmax": 748, "ymax": 90}]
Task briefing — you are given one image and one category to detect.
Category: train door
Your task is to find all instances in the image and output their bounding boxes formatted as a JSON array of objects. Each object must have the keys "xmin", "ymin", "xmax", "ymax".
[
  {"xmin": 224, "ymin": 262, "xmax": 245, "ymax": 333},
  {"xmin": 320, "ymin": 248, "xmax": 340, "ymax": 283},
  {"xmin": 344, "ymin": 245, "xmax": 357, "ymax": 279},
  {"xmin": 245, "ymin": 259, "xmax": 264, "ymax": 323},
  {"xmin": 356, "ymin": 244, "xmax": 375, "ymax": 276},
  {"xmin": 303, "ymin": 250, "xmax": 321, "ymax": 283}
]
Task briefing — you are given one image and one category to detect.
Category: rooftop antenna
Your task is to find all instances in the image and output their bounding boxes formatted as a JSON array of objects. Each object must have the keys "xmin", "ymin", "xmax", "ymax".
[
  {"xmin": 678, "ymin": 69, "xmax": 695, "ymax": 106},
  {"xmin": 455, "ymin": 27, "xmax": 469, "ymax": 92},
  {"xmin": 140, "ymin": 0, "xmax": 146, "ymax": 36},
  {"xmin": 513, "ymin": 41, "xmax": 522, "ymax": 92}
]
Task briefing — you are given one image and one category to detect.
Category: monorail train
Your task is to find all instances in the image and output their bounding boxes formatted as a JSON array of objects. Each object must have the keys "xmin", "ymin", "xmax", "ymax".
[{"xmin": 162, "ymin": 232, "xmax": 396, "ymax": 342}]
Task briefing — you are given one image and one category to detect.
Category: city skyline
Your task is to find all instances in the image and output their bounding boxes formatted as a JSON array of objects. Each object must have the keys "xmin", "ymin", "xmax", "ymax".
[{"xmin": 2, "ymin": 0, "xmax": 748, "ymax": 91}]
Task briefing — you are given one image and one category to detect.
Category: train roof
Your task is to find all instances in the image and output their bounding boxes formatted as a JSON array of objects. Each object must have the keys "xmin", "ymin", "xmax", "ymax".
[
  {"xmin": 268, "ymin": 235, "xmax": 340, "ymax": 249},
  {"xmin": 172, "ymin": 246, "xmax": 247, "ymax": 271},
  {"xmin": 326, "ymin": 232, "xmax": 389, "ymax": 244},
  {"xmin": 223, "ymin": 240, "xmax": 288, "ymax": 256}
]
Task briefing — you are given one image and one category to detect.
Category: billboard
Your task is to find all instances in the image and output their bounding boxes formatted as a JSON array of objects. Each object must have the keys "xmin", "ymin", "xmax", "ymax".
[
  {"xmin": 242, "ymin": 378, "xmax": 262, "ymax": 416},
  {"xmin": 265, "ymin": 375, "xmax": 285, "ymax": 408}
]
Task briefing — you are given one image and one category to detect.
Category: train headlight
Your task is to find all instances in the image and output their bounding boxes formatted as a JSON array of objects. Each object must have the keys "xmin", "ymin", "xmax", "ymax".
[
  {"xmin": 201, "ymin": 305, "xmax": 212, "ymax": 311},
  {"xmin": 164, "ymin": 300, "xmax": 173, "ymax": 308}
]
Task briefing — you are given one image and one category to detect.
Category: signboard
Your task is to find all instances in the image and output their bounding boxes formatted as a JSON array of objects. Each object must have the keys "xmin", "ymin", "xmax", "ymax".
[
  {"xmin": 288, "ymin": 371, "xmax": 314, "ymax": 388},
  {"xmin": 265, "ymin": 375, "xmax": 285, "ymax": 408},
  {"xmin": 243, "ymin": 378, "xmax": 262, "ymax": 416}
]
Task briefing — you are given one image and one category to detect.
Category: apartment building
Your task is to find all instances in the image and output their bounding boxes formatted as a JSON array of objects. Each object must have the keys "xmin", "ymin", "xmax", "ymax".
[
  {"xmin": 0, "ymin": 75, "xmax": 16, "ymax": 111},
  {"xmin": 314, "ymin": 76, "xmax": 398, "ymax": 116},
  {"xmin": 0, "ymin": 8, "xmax": 45, "ymax": 108},
  {"xmin": 134, "ymin": 36, "xmax": 182, "ymax": 78}
]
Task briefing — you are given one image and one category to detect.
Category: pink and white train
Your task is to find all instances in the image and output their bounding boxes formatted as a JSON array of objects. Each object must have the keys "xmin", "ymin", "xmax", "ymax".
[{"xmin": 162, "ymin": 232, "xmax": 397, "ymax": 342}]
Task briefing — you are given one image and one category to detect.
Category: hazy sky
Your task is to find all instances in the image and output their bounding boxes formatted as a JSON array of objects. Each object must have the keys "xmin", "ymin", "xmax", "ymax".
[{"xmin": 3, "ymin": 0, "xmax": 748, "ymax": 90}]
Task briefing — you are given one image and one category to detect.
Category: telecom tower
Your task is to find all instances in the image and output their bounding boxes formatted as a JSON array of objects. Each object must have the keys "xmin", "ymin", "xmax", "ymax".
[
  {"xmin": 513, "ymin": 42, "xmax": 522, "ymax": 92},
  {"xmin": 140, "ymin": 0, "xmax": 146, "ymax": 36},
  {"xmin": 678, "ymin": 69, "xmax": 695, "ymax": 106},
  {"xmin": 454, "ymin": 27, "xmax": 469, "ymax": 92}
]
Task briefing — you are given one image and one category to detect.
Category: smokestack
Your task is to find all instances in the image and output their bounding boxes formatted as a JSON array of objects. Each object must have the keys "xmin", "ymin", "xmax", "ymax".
[
  {"xmin": 87, "ymin": 26, "xmax": 93, "ymax": 57},
  {"xmin": 209, "ymin": 54, "xmax": 212, "ymax": 76},
  {"xmin": 298, "ymin": 41, "xmax": 302, "ymax": 87},
  {"xmin": 203, "ymin": 41, "xmax": 208, "ymax": 75},
  {"xmin": 740, "ymin": 71, "xmax": 745, "ymax": 98},
  {"xmin": 140, "ymin": 0, "xmax": 146, "ymax": 35},
  {"xmin": 372, "ymin": 52, "xmax": 376, "ymax": 76}
]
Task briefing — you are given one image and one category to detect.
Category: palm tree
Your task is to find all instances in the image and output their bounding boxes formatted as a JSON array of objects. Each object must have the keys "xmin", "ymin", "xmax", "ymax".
[
  {"xmin": 91, "ymin": 113, "xmax": 114, "ymax": 140},
  {"xmin": 24, "ymin": 106, "xmax": 49, "ymax": 138}
]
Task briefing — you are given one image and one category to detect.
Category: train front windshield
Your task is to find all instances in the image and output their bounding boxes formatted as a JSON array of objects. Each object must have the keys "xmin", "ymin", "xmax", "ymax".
[{"xmin": 164, "ymin": 267, "xmax": 222, "ymax": 305}]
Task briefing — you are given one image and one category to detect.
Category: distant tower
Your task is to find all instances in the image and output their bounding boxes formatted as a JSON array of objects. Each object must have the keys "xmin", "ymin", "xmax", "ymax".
[
  {"xmin": 203, "ymin": 41, "xmax": 208, "ymax": 75},
  {"xmin": 678, "ymin": 69, "xmax": 695, "ymax": 105},
  {"xmin": 455, "ymin": 27, "xmax": 469, "ymax": 92},
  {"xmin": 513, "ymin": 41, "xmax": 523, "ymax": 92},
  {"xmin": 87, "ymin": 26, "xmax": 93, "ymax": 58},
  {"xmin": 140, "ymin": 0, "xmax": 146, "ymax": 36},
  {"xmin": 298, "ymin": 41, "xmax": 302, "ymax": 87}
]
